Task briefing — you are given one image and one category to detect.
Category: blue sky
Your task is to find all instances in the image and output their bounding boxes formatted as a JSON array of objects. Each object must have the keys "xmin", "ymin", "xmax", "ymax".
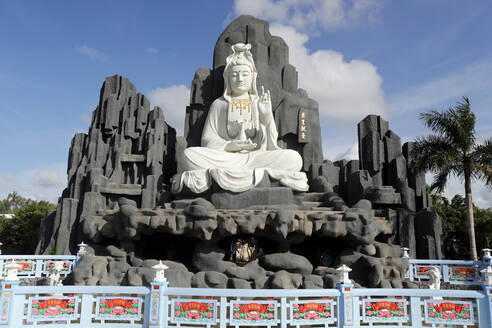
[{"xmin": 0, "ymin": 0, "xmax": 491, "ymax": 207}]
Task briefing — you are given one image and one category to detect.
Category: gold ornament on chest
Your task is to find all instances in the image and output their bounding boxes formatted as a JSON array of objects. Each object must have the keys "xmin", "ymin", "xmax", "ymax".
[{"xmin": 231, "ymin": 98, "xmax": 251, "ymax": 115}]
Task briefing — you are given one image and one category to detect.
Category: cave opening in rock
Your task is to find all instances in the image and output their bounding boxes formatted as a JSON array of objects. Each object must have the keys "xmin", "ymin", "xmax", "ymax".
[
  {"xmin": 216, "ymin": 234, "xmax": 355, "ymax": 270},
  {"xmin": 134, "ymin": 233, "xmax": 199, "ymax": 268},
  {"xmin": 290, "ymin": 236, "xmax": 354, "ymax": 268}
]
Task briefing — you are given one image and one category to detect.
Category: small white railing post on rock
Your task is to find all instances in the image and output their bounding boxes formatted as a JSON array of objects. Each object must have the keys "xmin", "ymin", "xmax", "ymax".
[
  {"xmin": 336, "ymin": 265, "xmax": 354, "ymax": 326},
  {"xmin": 337, "ymin": 264, "xmax": 352, "ymax": 284},
  {"xmin": 148, "ymin": 261, "xmax": 169, "ymax": 327},
  {"xmin": 75, "ymin": 242, "xmax": 87, "ymax": 268},
  {"xmin": 153, "ymin": 261, "xmax": 168, "ymax": 282},
  {"xmin": 402, "ymin": 247, "xmax": 413, "ymax": 280}
]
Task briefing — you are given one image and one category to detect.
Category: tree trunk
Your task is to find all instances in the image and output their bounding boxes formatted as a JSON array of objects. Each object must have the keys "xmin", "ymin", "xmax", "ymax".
[{"xmin": 464, "ymin": 174, "xmax": 478, "ymax": 261}]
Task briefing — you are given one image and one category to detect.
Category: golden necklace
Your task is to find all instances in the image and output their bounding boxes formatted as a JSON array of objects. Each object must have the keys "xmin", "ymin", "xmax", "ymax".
[{"xmin": 231, "ymin": 98, "xmax": 251, "ymax": 115}]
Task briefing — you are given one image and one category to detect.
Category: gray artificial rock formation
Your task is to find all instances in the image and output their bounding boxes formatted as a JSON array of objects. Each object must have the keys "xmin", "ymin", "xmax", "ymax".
[
  {"xmin": 37, "ymin": 75, "xmax": 176, "ymax": 255},
  {"xmin": 38, "ymin": 15, "xmax": 442, "ymax": 290}
]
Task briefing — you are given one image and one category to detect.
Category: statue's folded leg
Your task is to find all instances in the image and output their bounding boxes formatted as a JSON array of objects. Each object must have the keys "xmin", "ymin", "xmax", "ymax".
[
  {"xmin": 183, "ymin": 147, "xmax": 249, "ymax": 170},
  {"xmin": 184, "ymin": 147, "xmax": 303, "ymax": 171},
  {"xmin": 246, "ymin": 149, "xmax": 302, "ymax": 171}
]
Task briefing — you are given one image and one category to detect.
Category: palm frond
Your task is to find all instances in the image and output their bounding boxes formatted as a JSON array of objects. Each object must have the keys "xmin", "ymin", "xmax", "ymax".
[
  {"xmin": 419, "ymin": 97, "xmax": 476, "ymax": 154},
  {"xmin": 430, "ymin": 168, "xmax": 452, "ymax": 193},
  {"xmin": 474, "ymin": 164, "xmax": 492, "ymax": 187},
  {"xmin": 454, "ymin": 97, "xmax": 476, "ymax": 152},
  {"xmin": 419, "ymin": 110, "xmax": 456, "ymax": 137},
  {"xmin": 410, "ymin": 135, "xmax": 460, "ymax": 172},
  {"xmin": 472, "ymin": 138, "xmax": 492, "ymax": 187}
]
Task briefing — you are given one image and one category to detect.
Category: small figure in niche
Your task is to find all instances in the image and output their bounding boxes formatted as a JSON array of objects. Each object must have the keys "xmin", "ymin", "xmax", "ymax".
[
  {"xmin": 230, "ymin": 240, "xmax": 240, "ymax": 262},
  {"xmin": 320, "ymin": 250, "xmax": 333, "ymax": 267}
]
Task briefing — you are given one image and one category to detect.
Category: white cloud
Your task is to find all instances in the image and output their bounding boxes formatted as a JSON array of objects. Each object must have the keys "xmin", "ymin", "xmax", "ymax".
[
  {"xmin": 81, "ymin": 112, "xmax": 92, "ymax": 123},
  {"xmin": 146, "ymin": 47, "xmax": 158, "ymax": 54},
  {"xmin": 0, "ymin": 174, "xmax": 19, "ymax": 194},
  {"xmin": 148, "ymin": 85, "xmax": 190, "ymax": 135},
  {"xmin": 270, "ymin": 23, "xmax": 388, "ymax": 123},
  {"xmin": 436, "ymin": 174, "xmax": 492, "ymax": 209},
  {"xmin": 332, "ymin": 143, "xmax": 359, "ymax": 161},
  {"xmin": 29, "ymin": 169, "xmax": 62, "ymax": 188},
  {"xmin": 0, "ymin": 167, "xmax": 66, "ymax": 204},
  {"xmin": 388, "ymin": 57, "xmax": 492, "ymax": 114},
  {"xmin": 75, "ymin": 45, "xmax": 108, "ymax": 62},
  {"xmin": 473, "ymin": 185, "xmax": 492, "ymax": 209},
  {"xmin": 233, "ymin": 0, "xmax": 382, "ymax": 32}
]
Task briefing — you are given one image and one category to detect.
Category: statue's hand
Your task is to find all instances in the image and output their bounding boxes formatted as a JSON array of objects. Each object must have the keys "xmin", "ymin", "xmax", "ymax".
[
  {"xmin": 225, "ymin": 140, "xmax": 257, "ymax": 152},
  {"xmin": 258, "ymin": 85, "xmax": 273, "ymax": 124}
]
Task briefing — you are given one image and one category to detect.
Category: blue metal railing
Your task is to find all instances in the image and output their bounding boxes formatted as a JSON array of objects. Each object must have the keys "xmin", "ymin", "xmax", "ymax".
[
  {"xmin": 0, "ymin": 248, "xmax": 490, "ymax": 327},
  {"xmin": 0, "ymin": 281, "xmax": 489, "ymax": 327}
]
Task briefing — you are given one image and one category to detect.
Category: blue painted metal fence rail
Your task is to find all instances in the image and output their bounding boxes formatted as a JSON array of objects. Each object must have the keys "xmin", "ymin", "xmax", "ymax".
[
  {"xmin": 0, "ymin": 278, "xmax": 490, "ymax": 327},
  {"xmin": 0, "ymin": 248, "xmax": 490, "ymax": 327},
  {"xmin": 406, "ymin": 257, "xmax": 492, "ymax": 285},
  {"xmin": 0, "ymin": 255, "xmax": 78, "ymax": 278}
]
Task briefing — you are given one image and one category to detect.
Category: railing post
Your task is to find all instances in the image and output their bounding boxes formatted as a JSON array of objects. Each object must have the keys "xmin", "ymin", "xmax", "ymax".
[
  {"xmin": 482, "ymin": 248, "xmax": 492, "ymax": 268},
  {"xmin": 409, "ymin": 296, "xmax": 422, "ymax": 327},
  {"xmin": 336, "ymin": 265, "xmax": 354, "ymax": 327},
  {"xmin": 75, "ymin": 242, "xmax": 87, "ymax": 269},
  {"xmin": 0, "ymin": 259, "xmax": 4, "ymax": 280},
  {"xmin": 1, "ymin": 263, "xmax": 22, "ymax": 327},
  {"xmin": 402, "ymin": 248, "xmax": 414, "ymax": 281},
  {"xmin": 442, "ymin": 264, "xmax": 449, "ymax": 283},
  {"xmin": 280, "ymin": 297, "xmax": 287, "ymax": 328},
  {"xmin": 34, "ymin": 259, "xmax": 44, "ymax": 278},
  {"xmin": 149, "ymin": 261, "xmax": 168, "ymax": 328},
  {"xmin": 479, "ymin": 266, "xmax": 492, "ymax": 326},
  {"xmin": 219, "ymin": 296, "xmax": 227, "ymax": 328},
  {"xmin": 79, "ymin": 293, "xmax": 94, "ymax": 326}
]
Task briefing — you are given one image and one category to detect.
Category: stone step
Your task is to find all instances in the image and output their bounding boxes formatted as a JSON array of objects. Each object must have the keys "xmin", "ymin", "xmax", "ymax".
[
  {"xmin": 100, "ymin": 183, "xmax": 142, "ymax": 195},
  {"xmin": 310, "ymin": 206, "xmax": 335, "ymax": 211},
  {"xmin": 300, "ymin": 201, "xmax": 323, "ymax": 210},
  {"xmin": 120, "ymin": 154, "xmax": 145, "ymax": 162},
  {"xmin": 301, "ymin": 192, "xmax": 325, "ymax": 202}
]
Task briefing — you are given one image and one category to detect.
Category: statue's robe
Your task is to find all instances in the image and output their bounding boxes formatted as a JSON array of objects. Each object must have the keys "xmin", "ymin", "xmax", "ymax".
[{"xmin": 171, "ymin": 96, "xmax": 308, "ymax": 193}]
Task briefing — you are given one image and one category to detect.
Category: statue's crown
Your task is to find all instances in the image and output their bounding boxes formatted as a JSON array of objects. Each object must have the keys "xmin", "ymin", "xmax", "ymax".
[{"xmin": 231, "ymin": 43, "xmax": 251, "ymax": 53}]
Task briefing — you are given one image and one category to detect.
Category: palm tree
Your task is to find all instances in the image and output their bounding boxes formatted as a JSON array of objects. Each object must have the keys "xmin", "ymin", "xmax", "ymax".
[{"xmin": 412, "ymin": 97, "xmax": 492, "ymax": 260}]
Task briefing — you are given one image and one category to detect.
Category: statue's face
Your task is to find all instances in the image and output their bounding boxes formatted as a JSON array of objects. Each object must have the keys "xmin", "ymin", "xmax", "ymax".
[{"xmin": 229, "ymin": 64, "xmax": 253, "ymax": 96}]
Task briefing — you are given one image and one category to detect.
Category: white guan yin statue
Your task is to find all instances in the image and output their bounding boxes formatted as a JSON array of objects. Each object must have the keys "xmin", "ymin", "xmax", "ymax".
[{"xmin": 171, "ymin": 43, "xmax": 309, "ymax": 194}]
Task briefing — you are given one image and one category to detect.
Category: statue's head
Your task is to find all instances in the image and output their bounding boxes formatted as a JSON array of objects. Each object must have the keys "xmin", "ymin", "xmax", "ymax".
[{"xmin": 223, "ymin": 43, "xmax": 258, "ymax": 98}]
